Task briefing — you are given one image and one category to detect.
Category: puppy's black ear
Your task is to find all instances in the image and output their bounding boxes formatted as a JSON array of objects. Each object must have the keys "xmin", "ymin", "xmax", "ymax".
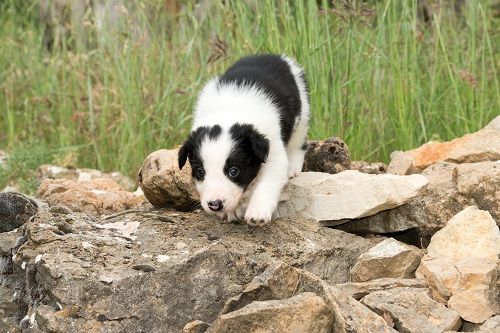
[
  {"xmin": 249, "ymin": 131, "xmax": 269, "ymax": 163},
  {"xmin": 178, "ymin": 140, "xmax": 191, "ymax": 170},
  {"xmin": 230, "ymin": 124, "xmax": 270, "ymax": 163}
]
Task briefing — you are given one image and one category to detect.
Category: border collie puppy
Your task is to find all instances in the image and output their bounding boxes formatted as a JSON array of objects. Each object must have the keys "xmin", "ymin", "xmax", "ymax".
[{"xmin": 178, "ymin": 54, "xmax": 309, "ymax": 226}]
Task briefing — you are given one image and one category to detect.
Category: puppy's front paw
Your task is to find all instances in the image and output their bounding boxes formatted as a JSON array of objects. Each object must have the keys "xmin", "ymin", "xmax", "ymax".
[
  {"xmin": 244, "ymin": 202, "xmax": 274, "ymax": 227},
  {"xmin": 287, "ymin": 168, "xmax": 301, "ymax": 179}
]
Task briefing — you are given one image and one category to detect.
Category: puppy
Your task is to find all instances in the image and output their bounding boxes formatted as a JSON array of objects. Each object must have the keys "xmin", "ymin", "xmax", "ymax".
[{"xmin": 178, "ymin": 54, "xmax": 309, "ymax": 225}]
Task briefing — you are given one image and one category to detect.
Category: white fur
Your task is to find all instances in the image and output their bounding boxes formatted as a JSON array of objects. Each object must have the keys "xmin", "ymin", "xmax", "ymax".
[
  {"xmin": 192, "ymin": 56, "xmax": 309, "ymax": 225},
  {"xmin": 281, "ymin": 56, "xmax": 310, "ymax": 178},
  {"xmin": 196, "ymin": 131, "xmax": 242, "ymax": 213}
]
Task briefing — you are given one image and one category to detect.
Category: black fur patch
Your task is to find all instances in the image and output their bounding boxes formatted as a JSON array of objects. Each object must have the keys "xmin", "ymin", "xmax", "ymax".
[
  {"xmin": 207, "ymin": 125, "xmax": 222, "ymax": 140},
  {"xmin": 225, "ymin": 123, "xmax": 270, "ymax": 188},
  {"xmin": 219, "ymin": 54, "xmax": 303, "ymax": 144},
  {"xmin": 178, "ymin": 125, "xmax": 222, "ymax": 180}
]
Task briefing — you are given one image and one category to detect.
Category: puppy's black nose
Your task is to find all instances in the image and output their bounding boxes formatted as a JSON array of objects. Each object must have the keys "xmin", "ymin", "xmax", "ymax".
[{"xmin": 208, "ymin": 200, "xmax": 223, "ymax": 211}]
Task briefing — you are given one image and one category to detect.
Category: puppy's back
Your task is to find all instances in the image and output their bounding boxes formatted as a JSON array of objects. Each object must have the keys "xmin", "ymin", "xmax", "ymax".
[{"xmin": 218, "ymin": 54, "xmax": 304, "ymax": 144}]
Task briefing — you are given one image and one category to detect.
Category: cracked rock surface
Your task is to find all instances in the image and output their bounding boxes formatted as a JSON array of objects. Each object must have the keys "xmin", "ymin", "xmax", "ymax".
[{"xmin": 1, "ymin": 205, "xmax": 378, "ymax": 332}]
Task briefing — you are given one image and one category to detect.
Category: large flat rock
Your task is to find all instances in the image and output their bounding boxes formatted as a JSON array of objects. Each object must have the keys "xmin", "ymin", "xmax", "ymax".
[
  {"xmin": 276, "ymin": 171, "xmax": 428, "ymax": 224},
  {"xmin": 2, "ymin": 207, "xmax": 378, "ymax": 332},
  {"xmin": 138, "ymin": 149, "xmax": 428, "ymax": 224},
  {"xmin": 336, "ymin": 161, "xmax": 500, "ymax": 241}
]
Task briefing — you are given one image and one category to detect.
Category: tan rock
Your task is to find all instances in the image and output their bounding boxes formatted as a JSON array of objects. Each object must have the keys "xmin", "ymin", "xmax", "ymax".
[
  {"xmin": 219, "ymin": 261, "xmax": 397, "ymax": 333},
  {"xmin": 37, "ymin": 178, "xmax": 144, "ymax": 215},
  {"xmin": 416, "ymin": 206, "xmax": 500, "ymax": 323},
  {"xmin": 447, "ymin": 257, "xmax": 498, "ymax": 323},
  {"xmin": 336, "ymin": 278, "xmax": 427, "ymax": 300},
  {"xmin": 416, "ymin": 256, "xmax": 460, "ymax": 303},
  {"xmin": 426, "ymin": 206, "xmax": 500, "ymax": 261},
  {"xmin": 207, "ymin": 292, "xmax": 335, "ymax": 333},
  {"xmin": 361, "ymin": 288, "xmax": 462, "ymax": 332},
  {"xmin": 417, "ymin": 256, "xmax": 499, "ymax": 322},
  {"xmin": 336, "ymin": 161, "xmax": 500, "ymax": 241},
  {"xmin": 277, "ymin": 171, "xmax": 429, "ymax": 224},
  {"xmin": 325, "ymin": 286, "xmax": 398, "ymax": 333},
  {"xmin": 183, "ymin": 320, "xmax": 209, "ymax": 333},
  {"xmin": 351, "ymin": 161, "xmax": 387, "ymax": 174},
  {"xmin": 137, "ymin": 149, "xmax": 199, "ymax": 210},
  {"xmin": 485, "ymin": 115, "xmax": 500, "ymax": 131},
  {"xmin": 388, "ymin": 117, "xmax": 500, "ymax": 175},
  {"xmin": 37, "ymin": 164, "xmax": 136, "ymax": 191},
  {"xmin": 350, "ymin": 238, "xmax": 423, "ymax": 282}
]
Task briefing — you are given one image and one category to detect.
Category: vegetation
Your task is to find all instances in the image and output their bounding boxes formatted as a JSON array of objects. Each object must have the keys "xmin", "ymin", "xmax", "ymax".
[{"xmin": 1, "ymin": 0, "xmax": 498, "ymax": 192}]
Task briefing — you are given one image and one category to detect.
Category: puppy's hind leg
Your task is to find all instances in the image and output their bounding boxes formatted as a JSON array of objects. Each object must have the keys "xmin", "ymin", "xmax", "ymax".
[{"xmin": 286, "ymin": 119, "xmax": 309, "ymax": 178}]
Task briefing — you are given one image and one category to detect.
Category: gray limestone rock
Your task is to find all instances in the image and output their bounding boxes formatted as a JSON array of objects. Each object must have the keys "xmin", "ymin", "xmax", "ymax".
[{"xmin": 2, "ymin": 209, "xmax": 377, "ymax": 332}]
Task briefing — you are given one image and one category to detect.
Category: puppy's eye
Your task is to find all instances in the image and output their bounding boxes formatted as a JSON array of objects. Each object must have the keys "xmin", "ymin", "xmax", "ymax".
[
  {"xmin": 228, "ymin": 167, "xmax": 239, "ymax": 178},
  {"xmin": 195, "ymin": 168, "xmax": 205, "ymax": 179}
]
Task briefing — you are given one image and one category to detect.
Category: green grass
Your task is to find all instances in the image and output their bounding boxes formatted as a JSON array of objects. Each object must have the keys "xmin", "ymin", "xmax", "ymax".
[{"xmin": 1, "ymin": 0, "xmax": 499, "ymax": 192}]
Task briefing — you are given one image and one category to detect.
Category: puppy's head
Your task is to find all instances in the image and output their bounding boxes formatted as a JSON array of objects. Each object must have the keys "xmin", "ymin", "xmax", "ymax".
[{"xmin": 179, "ymin": 123, "xmax": 269, "ymax": 214}]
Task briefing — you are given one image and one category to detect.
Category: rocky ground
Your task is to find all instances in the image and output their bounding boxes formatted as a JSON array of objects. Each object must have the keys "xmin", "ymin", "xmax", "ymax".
[{"xmin": 1, "ymin": 116, "xmax": 499, "ymax": 333}]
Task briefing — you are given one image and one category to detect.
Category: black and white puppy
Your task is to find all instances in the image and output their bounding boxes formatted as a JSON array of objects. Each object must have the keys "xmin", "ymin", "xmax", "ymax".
[{"xmin": 178, "ymin": 54, "xmax": 309, "ymax": 225}]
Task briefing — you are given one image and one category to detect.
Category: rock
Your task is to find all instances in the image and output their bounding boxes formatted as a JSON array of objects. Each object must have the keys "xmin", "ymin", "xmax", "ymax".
[
  {"xmin": 218, "ymin": 261, "xmax": 397, "ymax": 333},
  {"xmin": 416, "ymin": 206, "xmax": 500, "ymax": 323},
  {"xmin": 3, "ymin": 208, "xmax": 376, "ymax": 332},
  {"xmin": 461, "ymin": 315, "xmax": 500, "ymax": 332},
  {"xmin": 417, "ymin": 256, "xmax": 498, "ymax": 322},
  {"xmin": 37, "ymin": 164, "xmax": 136, "ymax": 192},
  {"xmin": 480, "ymin": 316, "xmax": 500, "ymax": 331},
  {"xmin": 183, "ymin": 320, "xmax": 210, "ymax": 333},
  {"xmin": 485, "ymin": 115, "xmax": 500, "ymax": 131},
  {"xmin": 276, "ymin": 171, "xmax": 428, "ymax": 224},
  {"xmin": 138, "ymin": 149, "xmax": 427, "ymax": 224},
  {"xmin": 0, "ymin": 317, "xmax": 19, "ymax": 333},
  {"xmin": 207, "ymin": 292, "xmax": 334, "ymax": 333},
  {"xmin": 0, "ymin": 230, "xmax": 18, "ymax": 255},
  {"xmin": 302, "ymin": 137, "xmax": 351, "ymax": 174},
  {"xmin": 351, "ymin": 161, "xmax": 387, "ymax": 174},
  {"xmin": 336, "ymin": 161, "xmax": 499, "ymax": 241},
  {"xmin": 37, "ymin": 178, "xmax": 144, "ymax": 215},
  {"xmin": 350, "ymin": 238, "xmax": 423, "ymax": 282},
  {"xmin": 388, "ymin": 117, "xmax": 500, "ymax": 175},
  {"xmin": 325, "ymin": 286, "xmax": 398, "ymax": 333},
  {"xmin": 425, "ymin": 206, "xmax": 500, "ymax": 261},
  {"xmin": 361, "ymin": 288, "xmax": 462, "ymax": 332},
  {"xmin": 336, "ymin": 278, "xmax": 427, "ymax": 300},
  {"xmin": 0, "ymin": 192, "xmax": 38, "ymax": 232},
  {"xmin": 0, "ymin": 285, "xmax": 17, "ymax": 318},
  {"xmin": 138, "ymin": 149, "xmax": 199, "ymax": 210}
]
